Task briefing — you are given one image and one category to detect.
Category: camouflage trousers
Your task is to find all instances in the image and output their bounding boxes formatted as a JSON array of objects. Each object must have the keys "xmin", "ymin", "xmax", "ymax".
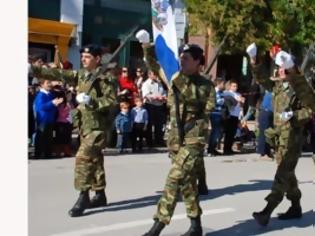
[
  {"xmin": 74, "ymin": 130, "xmax": 106, "ymax": 191},
  {"xmin": 265, "ymin": 126, "xmax": 303, "ymax": 205},
  {"xmin": 196, "ymin": 156, "xmax": 206, "ymax": 185},
  {"xmin": 154, "ymin": 144, "xmax": 203, "ymax": 224},
  {"xmin": 169, "ymin": 148, "xmax": 206, "ymax": 187}
]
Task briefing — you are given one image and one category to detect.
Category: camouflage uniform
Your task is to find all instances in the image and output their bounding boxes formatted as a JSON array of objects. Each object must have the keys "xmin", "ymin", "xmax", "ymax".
[
  {"xmin": 288, "ymin": 72, "xmax": 315, "ymax": 171},
  {"xmin": 33, "ymin": 66, "xmax": 117, "ymax": 191},
  {"xmin": 252, "ymin": 64, "xmax": 312, "ymax": 206},
  {"xmin": 144, "ymin": 46, "xmax": 215, "ymax": 224},
  {"xmin": 288, "ymin": 74, "xmax": 315, "ymax": 112}
]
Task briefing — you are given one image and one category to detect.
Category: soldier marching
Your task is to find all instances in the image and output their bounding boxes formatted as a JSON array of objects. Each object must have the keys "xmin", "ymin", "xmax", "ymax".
[
  {"xmin": 33, "ymin": 45, "xmax": 118, "ymax": 217},
  {"xmin": 246, "ymin": 43, "xmax": 313, "ymax": 226},
  {"xmin": 30, "ymin": 27, "xmax": 315, "ymax": 236}
]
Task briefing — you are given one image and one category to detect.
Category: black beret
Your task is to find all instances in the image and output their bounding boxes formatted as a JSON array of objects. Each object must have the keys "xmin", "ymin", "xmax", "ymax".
[
  {"xmin": 80, "ymin": 44, "xmax": 102, "ymax": 57},
  {"xmin": 179, "ymin": 44, "xmax": 205, "ymax": 65}
]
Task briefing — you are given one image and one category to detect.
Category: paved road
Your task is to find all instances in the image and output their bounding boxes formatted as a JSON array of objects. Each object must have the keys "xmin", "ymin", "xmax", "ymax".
[{"xmin": 29, "ymin": 151, "xmax": 315, "ymax": 236}]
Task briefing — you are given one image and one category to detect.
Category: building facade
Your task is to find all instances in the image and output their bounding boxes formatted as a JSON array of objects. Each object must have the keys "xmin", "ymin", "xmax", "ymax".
[{"xmin": 29, "ymin": 0, "xmax": 188, "ymax": 70}]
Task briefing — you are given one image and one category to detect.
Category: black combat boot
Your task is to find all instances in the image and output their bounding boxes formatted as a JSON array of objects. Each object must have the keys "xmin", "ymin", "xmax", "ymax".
[
  {"xmin": 89, "ymin": 190, "xmax": 107, "ymax": 208},
  {"xmin": 142, "ymin": 220, "xmax": 165, "ymax": 236},
  {"xmin": 278, "ymin": 200, "xmax": 302, "ymax": 220},
  {"xmin": 198, "ymin": 179, "xmax": 209, "ymax": 195},
  {"xmin": 198, "ymin": 183, "xmax": 209, "ymax": 195},
  {"xmin": 68, "ymin": 191, "xmax": 90, "ymax": 217},
  {"xmin": 252, "ymin": 201, "xmax": 278, "ymax": 226},
  {"xmin": 181, "ymin": 216, "xmax": 203, "ymax": 236}
]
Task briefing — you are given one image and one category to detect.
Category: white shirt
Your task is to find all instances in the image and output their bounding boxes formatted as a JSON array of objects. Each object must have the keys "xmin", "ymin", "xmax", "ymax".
[
  {"xmin": 141, "ymin": 78, "xmax": 167, "ymax": 106},
  {"xmin": 223, "ymin": 90, "xmax": 242, "ymax": 118}
]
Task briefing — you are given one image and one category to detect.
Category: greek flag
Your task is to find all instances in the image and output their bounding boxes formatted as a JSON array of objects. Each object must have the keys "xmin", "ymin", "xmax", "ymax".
[{"xmin": 151, "ymin": 0, "xmax": 180, "ymax": 81}]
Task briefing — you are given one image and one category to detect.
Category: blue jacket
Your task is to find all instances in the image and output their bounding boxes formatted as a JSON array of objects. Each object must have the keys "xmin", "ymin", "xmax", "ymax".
[
  {"xmin": 115, "ymin": 112, "xmax": 133, "ymax": 133},
  {"xmin": 34, "ymin": 90, "xmax": 58, "ymax": 125},
  {"xmin": 260, "ymin": 91, "xmax": 273, "ymax": 112}
]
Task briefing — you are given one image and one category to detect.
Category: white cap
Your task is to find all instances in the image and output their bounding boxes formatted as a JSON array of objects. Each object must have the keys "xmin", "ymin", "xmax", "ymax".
[
  {"xmin": 275, "ymin": 50, "xmax": 294, "ymax": 69},
  {"xmin": 246, "ymin": 43, "xmax": 257, "ymax": 58}
]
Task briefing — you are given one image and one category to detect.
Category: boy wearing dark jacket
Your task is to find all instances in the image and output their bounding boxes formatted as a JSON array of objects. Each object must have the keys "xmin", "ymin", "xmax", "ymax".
[{"xmin": 115, "ymin": 102, "xmax": 133, "ymax": 153}]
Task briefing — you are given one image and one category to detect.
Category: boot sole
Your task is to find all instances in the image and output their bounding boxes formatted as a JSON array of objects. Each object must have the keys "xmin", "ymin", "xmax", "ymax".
[
  {"xmin": 253, "ymin": 213, "xmax": 269, "ymax": 226},
  {"xmin": 68, "ymin": 210, "xmax": 85, "ymax": 217}
]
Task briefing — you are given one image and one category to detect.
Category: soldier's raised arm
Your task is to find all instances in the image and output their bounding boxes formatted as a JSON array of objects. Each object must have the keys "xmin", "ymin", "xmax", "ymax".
[
  {"xmin": 32, "ymin": 66, "xmax": 78, "ymax": 85},
  {"xmin": 286, "ymin": 46, "xmax": 315, "ymax": 112},
  {"xmin": 136, "ymin": 30, "xmax": 162, "ymax": 79},
  {"xmin": 246, "ymin": 43, "xmax": 274, "ymax": 91},
  {"xmin": 205, "ymin": 80, "xmax": 216, "ymax": 113},
  {"xmin": 273, "ymin": 51, "xmax": 313, "ymax": 125},
  {"xmin": 288, "ymin": 74, "xmax": 315, "ymax": 112}
]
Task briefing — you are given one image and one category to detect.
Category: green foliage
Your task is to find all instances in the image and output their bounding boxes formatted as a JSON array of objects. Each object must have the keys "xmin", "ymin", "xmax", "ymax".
[{"xmin": 185, "ymin": 0, "xmax": 315, "ymax": 55}]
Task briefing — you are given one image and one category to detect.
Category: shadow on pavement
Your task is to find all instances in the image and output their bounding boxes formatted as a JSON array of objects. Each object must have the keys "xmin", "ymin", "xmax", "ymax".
[
  {"xmin": 104, "ymin": 148, "xmax": 169, "ymax": 156},
  {"xmin": 85, "ymin": 194, "xmax": 162, "ymax": 216},
  {"xmin": 205, "ymin": 210, "xmax": 315, "ymax": 235},
  {"xmin": 84, "ymin": 179, "xmax": 274, "ymax": 216},
  {"xmin": 200, "ymin": 179, "xmax": 273, "ymax": 202}
]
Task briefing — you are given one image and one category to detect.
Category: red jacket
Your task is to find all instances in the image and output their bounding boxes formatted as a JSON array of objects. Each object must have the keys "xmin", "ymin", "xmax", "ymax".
[{"xmin": 118, "ymin": 76, "xmax": 138, "ymax": 106}]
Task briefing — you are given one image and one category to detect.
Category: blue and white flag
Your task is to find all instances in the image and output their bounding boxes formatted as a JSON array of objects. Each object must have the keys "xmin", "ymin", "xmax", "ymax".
[{"xmin": 151, "ymin": 0, "xmax": 180, "ymax": 81}]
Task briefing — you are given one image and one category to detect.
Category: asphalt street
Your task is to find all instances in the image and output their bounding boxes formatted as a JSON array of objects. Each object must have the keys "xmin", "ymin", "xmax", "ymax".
[{"xmin": 29, "ymin": 151, "xmax": 315, "ymax": 236}]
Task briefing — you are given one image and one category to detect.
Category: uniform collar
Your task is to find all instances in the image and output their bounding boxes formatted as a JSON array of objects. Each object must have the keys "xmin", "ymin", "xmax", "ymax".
[{"xmin": 84, "ymin": 66, "xmax": 102, "ymax": 80}]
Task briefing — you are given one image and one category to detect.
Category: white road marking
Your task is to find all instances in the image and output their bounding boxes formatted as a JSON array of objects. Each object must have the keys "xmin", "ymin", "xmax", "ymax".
[{"xmin": 50, "ymin": 207, "xmax": 235, "ymax": 236}]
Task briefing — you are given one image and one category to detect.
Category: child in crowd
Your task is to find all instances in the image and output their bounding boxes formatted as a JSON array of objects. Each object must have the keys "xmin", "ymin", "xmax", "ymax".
[
  {"xmin": 131, "ymin": 97, "xmax": 148, "ymax": 152},
  {"xmin": 55, "ymin": 90, "xmax": 73, "ymax": 157},
  {"xmin": 222, "ymin": 80, "xmax": 245, "ymax": 155},
  {"xmin": 115, "ymin": 102, "xmax": 133, "ymax": 153}
]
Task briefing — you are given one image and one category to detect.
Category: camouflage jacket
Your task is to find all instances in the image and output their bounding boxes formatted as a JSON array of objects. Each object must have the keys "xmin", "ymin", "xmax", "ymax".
[
  {"xmin": 33, "ymin": 66, "xmax": 117, "ymax": 135},
  {"xmin": 143, "ymin": 46, "xmax": 216, "ymax": 150},
  {"xmin": 251, "ymin": 64, "xmax": 312, "ymax": 128},
  {"xmin": 288, "ymin": 75, "xmax": 315, "ymax": 112}
]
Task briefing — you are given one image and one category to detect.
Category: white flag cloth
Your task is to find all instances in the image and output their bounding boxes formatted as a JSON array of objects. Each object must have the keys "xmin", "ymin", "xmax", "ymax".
[{"xmin": 151, "ymin": 0, "xmax": 180, "ymax": 81}]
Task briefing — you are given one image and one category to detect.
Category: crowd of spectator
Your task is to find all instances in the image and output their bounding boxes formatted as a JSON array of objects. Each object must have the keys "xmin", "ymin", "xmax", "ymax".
[
  {"xmin": 28, "ymin": 53, "xmax": 315, "ymax": 159},
  {"xmin": 28, "ymin": 53, "xmax": 169, "ymax": 158}
]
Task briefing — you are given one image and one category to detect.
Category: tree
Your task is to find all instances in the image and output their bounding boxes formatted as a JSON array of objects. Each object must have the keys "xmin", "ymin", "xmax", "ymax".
[
  {"xmin": 185, "ymin": 0, "xmax": 315, "ymax": 57},
  {"xmin": 268, "ymin": 0, "xmax": 315, "ymax": 60}
]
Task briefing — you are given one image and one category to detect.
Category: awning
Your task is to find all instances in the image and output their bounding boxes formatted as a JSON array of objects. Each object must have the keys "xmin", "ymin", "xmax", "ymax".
[{"xmin": 28, "ymin": 17, "xmax": 76, "ymax": 60}]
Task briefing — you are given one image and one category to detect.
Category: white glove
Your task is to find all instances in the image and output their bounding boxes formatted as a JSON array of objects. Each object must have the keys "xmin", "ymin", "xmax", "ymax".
[
  {"xmin": 279, "ymin": 111, "xmax": 293, "ymax": 122},
  {"xmin": 76, "ymin": 92, "xmax": 91, "ymax": 105},
  {"xmin": 246, "ymin": 43, "xmax": 257, "ymax": 58},
  {"xmin": 135, "ymin": 29, "xmax": 150, "ymax": 44},
  {"xmin": 275, "ymin": 51, "xmax": 294, "ymax": 69}
]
